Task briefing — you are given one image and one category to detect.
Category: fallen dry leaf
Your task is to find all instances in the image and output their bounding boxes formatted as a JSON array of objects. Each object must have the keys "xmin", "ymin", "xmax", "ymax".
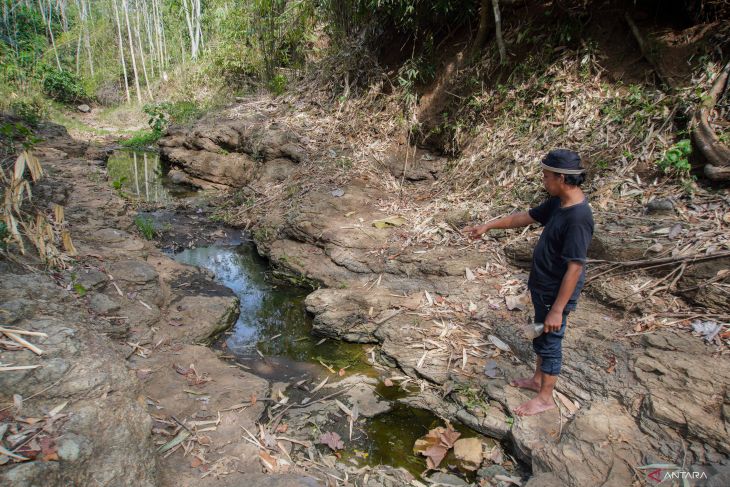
[
  {"xmin": 413, "ymin": 424, "xmax": 461, "ymax": 470},
  {"xmin": 173, "ymin": 363, "xmax": 191, "ymax": 375},
  {"xmin": 424, "ymin": 444, "xmax": 448, "ymax": 470},
  {"xmin": 259, "ymin": 450, "xmax": 278, "ymax": 472},
  {"xmin": 319, "ymin": 431, "xmax": 344, "ymax": 451},
  {"xmin": 190, "ymin": 457, "xmax": 203, "ymax": 468}
]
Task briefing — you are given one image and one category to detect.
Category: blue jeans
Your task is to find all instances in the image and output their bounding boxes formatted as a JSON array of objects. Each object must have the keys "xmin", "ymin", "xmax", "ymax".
[{"xmin": 530, "ymin": 290, "xmax": 575, "ymax": 376}]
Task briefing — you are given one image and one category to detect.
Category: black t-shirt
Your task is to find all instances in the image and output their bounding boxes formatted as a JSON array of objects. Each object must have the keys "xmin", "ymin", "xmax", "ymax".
[{"xmin": 527, "ymin": 197, "xmax": 594, "ymax": 302}]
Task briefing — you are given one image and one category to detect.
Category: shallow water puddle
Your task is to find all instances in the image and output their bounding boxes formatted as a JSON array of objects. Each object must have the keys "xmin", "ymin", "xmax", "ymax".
[
  {"xmin": 106, "ymin": 149, "xmax": 196, "ymax": 202},
  {"xmin": 351, "ymin": 403, "xmax": 487, "ymax": 479},
  {"xmin": 171, "ymin": 243, "xmax": 369, "ymax": 381},
  {"xmin": 169, "ymin": 242, "xmax": 486, "ymax": 479}
]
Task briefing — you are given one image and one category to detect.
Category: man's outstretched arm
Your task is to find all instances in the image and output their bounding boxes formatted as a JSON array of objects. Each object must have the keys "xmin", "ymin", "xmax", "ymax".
[{"xmin": 463, "ymin": 211, "xmax": 536, "ymax": 239}]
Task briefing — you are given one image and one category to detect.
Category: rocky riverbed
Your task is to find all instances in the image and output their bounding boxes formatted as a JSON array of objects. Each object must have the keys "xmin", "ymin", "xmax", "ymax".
[{"xmin": 1, "ymin": 106, "xmax": 729, "ymax": 487}]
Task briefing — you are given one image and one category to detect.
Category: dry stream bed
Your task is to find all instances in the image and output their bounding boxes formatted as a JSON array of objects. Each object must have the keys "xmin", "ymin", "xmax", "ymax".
[{"xmin": 107, "ymin": 148, "xmax": 520, "ymax": 484}]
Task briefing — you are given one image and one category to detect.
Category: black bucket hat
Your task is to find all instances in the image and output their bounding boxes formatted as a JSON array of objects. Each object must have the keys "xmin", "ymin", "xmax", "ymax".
[{"xmin": 541, "ymin": 149, "xmax": 584, "ymax": 175}]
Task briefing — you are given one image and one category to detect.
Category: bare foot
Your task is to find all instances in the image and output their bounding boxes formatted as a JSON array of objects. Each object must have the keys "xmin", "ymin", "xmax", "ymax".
[
  {"xmin": 513, "ymin": 396, "xmax": 555, "ymax": 416},
  {"xmin": 509, "ymin": 377, "xmax": 541, "ymax": 392}
]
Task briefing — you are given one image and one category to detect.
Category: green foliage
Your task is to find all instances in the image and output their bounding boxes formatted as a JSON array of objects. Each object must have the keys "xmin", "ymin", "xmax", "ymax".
[
  {"xmin": 268, "ymin": 73, "xmax": 288, "ymax": 95},
  {"xmin": 397, "ymin": 48, "xmax": 435, "ymax": 106},
  {"xmin": 143, "ymin": 103, "xmax": 170, "ymax": 133},
  {"xmin": 657, "ymin": 139, "xmax": 692, "ymax": 176},
  {"xmin": 364, "ymin": 0, "xmax": 475, "ymax": 34},
  {"xmin": 0, "ymin": 221, "xmax": 8, "ymax": 250},
  {"xmin": 9, "ymin": 97, "xmax": 48, "ymax": 127},
  {"xmin": 73, "ymin": 283, "xmax": 87, "ymax": 297},
  {"xmin": 143, "ymin": 101, "xmax": 203, "ymax": 133},
  {"xmin": 111, "ymin": 175, "xmax": 128, "ymax": 191},
  {"xmin": 0, "ymin": 121, "xmax": 41, "ymax": 156},
  {"xmin": 120, "ymin": 130, "xmax": 161, "ymax": 148},
  {"xmin": 42, "ymin": 69, "xmax": 87, "ymax": 104},
  {"xmin": 250, "ymin": 0, "xmax": 312, "ymax": 81},
  {"xmin": 134, "ymin": 215, "xmax": 156, "ymax": 240}
]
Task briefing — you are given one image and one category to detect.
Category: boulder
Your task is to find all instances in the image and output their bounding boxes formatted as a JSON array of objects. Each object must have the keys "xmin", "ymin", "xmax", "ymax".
[{"xmin": 453, "ymin": 437, "xmax": 484, "ymax": 471}]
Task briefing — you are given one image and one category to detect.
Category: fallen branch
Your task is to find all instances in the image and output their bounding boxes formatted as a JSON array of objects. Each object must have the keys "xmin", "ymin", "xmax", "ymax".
[
  {"xmin": 588, "ymin": 250, "xmax": 730, "ymax": 269},
  {"xmin": 2, "ymin": 332, "xmax": 43, "ymax": 355},
  {"xmin": 692, "ymin": 61, "xmax": 730, "ymax": 172}
]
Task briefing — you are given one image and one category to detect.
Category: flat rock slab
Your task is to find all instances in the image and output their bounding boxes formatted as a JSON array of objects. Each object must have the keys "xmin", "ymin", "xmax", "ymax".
[
  {"xmin": 0, "ymin": 273, "xmax": 156, "ymax": 487},
  {"xmin": 504, "ymin": 386, "xmax": 561, "ymax": 464},
  {"xmin": 138, "ymin": 345, "xmax": 270, "ymax": 487},
  {"xmin": 90, "ymin": 228, "xmax": 146, "ymax": 251},
  {"xmin": 530, "ymin": 399, "xmax": 648, "ymax": 487},
  {"xmin": 324, "ymin": 375, "xmax": 392, "ymax": 418}
]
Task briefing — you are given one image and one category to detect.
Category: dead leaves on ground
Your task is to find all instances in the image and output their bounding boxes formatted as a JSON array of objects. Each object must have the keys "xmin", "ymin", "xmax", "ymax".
[{"xmin": 413, "ymin": 423, "xmax": 461, "ymax": 470}]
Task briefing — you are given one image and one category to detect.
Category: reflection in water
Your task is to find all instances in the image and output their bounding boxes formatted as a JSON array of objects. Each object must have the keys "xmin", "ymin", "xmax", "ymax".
[
  {"xmin": 171, "ymin": 243, "xmax": 366, "ymax": 380},
  {"xmin": 107, "ymin": 149, "xmax": 195, "ymax": 202}
]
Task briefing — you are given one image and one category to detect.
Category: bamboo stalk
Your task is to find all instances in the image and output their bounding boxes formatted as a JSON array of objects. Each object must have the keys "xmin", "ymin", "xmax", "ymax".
[
  {"xmin": 112, "ymin": 0, "xmax": 131, "ymax": 103},
  {"xmin": 0, "ymin": 365, "xmax": 42, "ymax": 372},
  {"xmin": 122, "ymin": 0, "xmax": 142, "ymax": 103},
  {"xmin": 0, "ymin": 327, "xmax": 48, "ymax": 337},
  {"xmin": 4, "ymin": 332, "xmax": 44, "ymax": 355}
]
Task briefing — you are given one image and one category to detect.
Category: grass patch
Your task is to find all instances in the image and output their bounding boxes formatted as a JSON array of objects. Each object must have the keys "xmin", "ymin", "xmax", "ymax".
[
  {"xmin": 134, "ymin": 215, "xmax": 156, "ymax": 240},
  {"xmin": 120, "ymin": 129, "xmax": 162, "ymax": 149},
  {"xmin": 48, "ymin": 105, "xmax": 111, "ymax": 135}
]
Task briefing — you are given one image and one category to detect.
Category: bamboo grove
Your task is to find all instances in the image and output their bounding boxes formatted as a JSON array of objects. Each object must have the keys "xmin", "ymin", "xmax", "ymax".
[{"xmin": 0, "ymin": 0, "xmax": 216, "ymax": 106}]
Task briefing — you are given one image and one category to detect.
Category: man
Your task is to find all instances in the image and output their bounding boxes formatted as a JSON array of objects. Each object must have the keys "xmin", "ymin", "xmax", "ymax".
[{"xmin": 463, "ymin": 149, "xmax": 593, "ymax": 416}]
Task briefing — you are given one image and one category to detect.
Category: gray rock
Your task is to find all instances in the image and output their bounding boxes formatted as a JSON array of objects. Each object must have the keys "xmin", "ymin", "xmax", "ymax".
[
  {"xmin": 646, "ymin": 198, "xmax": 674, "ymax": 214},
  {"xmin": 89, "ymin": 293, "xmax": 120, "ymax": 315},
  {"xmin": 708, "ymin": 465, "xmax": 730, "ymax": 487},
  {"xmin": 57, "ymin": 434, "xmax": 86, "ymax": 462},
  {"xmin": 477, "ymin": 464, "xmax": 509, "ymax": 480},
  {"xmin": 327, "ymin": 375, "xmax": 392, "ymax": 418},
  {"xmin": 0, "ymin": 461, "xmax": 61, "ymax": 487},
  {"xmin": 443, "ymin": 209, "xmax": 471, "ymax": 229},
  {"xmin": 74, "ymin": 269, "xmax": 107, "ymax": 290},
  {"xmin": 107, "ymin": 260, "xmax": 158, "ymax": 284},
  {"xmin": 234, "ymin": 474, "xmax": 321, "ymax": 486},
  {"xmin": 77, "ymin": 104, "xmax": 91, "ymax": 113},
  {"xmin": 428, "ymin": 472, "xmax": 468, "ymax": 486}
]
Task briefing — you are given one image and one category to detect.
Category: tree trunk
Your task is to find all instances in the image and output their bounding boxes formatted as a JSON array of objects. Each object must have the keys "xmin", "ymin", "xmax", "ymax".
[
  {"xmin": 122, "ymin": 0, "xmax": 142, "ymax": 104},
  {"xmin": 692, "ymin": 62, "xmax": 730, "ymax": 171},
  {"xmin": 491, "ymin": 0, "xmax": 506, "ymax": 63},
  {"xmin": 83, "ymin": 0, "xmax": 94, "ymax": 77},
  {"xmin": 134, "ymin": 4, "xmax": 153, "ymax": 100},
  {"xmin": 473, "ymin": 0, "xmax": 492, "ymax": 54},
  {"xmin": 112, "ymin": 0, "xmax": 131, "ymax": 103},
  {"xmin": 44, "ymin": 0, "xmax": 62, "ymax": 70}
]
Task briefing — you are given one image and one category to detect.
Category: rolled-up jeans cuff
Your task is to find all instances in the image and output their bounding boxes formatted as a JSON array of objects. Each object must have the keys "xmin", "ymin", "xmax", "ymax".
[{"xmin": 530, "ymin": 290, "xmax": 570, "ymax": 376}]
